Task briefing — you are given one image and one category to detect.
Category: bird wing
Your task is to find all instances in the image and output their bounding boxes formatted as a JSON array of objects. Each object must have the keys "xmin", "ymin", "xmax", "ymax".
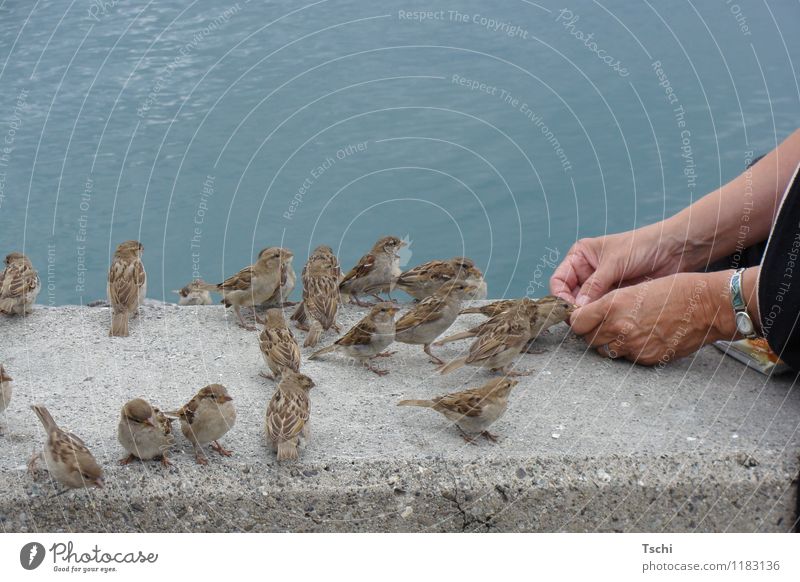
[
  {"xmin": 267, "ymin": 389, "xmax": 309, "ymax": 442},
  {"xmin": 260, "ymin": 328, "xmax": 301, "ymax": 371},
  {"xmin": 0, "ymin": 262, "xmax": 38, "ymax": 299},
  {"xmin": 218, "ymin": 265, "xmax": 255, "ymax": 291},
  {"xmin": 432, "ymin": 389, "xmax": 486, "ymax": 417},
  {"xmin": 108, "ymin": 258, "xmax": 145, "ymax": 308},
  {"xmin": 466, "ymin": 319, "xmax": 528, "ymax": 364},
  {"xmin": 336, "ymin": 316, "xmax": 378, "ymax": 347},
  {"xmin": 305, "ymin": 275, "xmax": 339, "ymax": 327},
  {"xmin": 339, "ymin": 252, "xmax": 375, "ymax": 286},
  {"xmin": 395, "ymin": 295, "xmax": 445, "ymax": 333},
  {"xmin": 397, "ymin": 260, "xmax": 452, "ymax": 286}
]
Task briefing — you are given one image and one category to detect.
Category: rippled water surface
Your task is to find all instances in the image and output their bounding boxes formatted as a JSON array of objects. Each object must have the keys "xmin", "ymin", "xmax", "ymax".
[{"xmin": 0, "ymin": 0, "xmax": 797, "ymax": 304}]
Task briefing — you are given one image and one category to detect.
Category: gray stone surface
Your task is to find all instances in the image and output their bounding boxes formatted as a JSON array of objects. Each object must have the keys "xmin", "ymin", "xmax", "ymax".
[{"xmin": 0, "ymin": 301, "xmax": 797, "ymax": 532}]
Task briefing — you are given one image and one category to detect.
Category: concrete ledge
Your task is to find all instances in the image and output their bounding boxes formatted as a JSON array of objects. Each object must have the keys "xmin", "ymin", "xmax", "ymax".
[{"xmin": 0, "ymin": 302, "xmax": 797, "ymax": 532}]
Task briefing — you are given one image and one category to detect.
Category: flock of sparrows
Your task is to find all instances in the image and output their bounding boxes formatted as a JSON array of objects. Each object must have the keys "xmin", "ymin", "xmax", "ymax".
[{"xmin": 0, "ymin": 236, "xmax": 574, "ymax": 493}]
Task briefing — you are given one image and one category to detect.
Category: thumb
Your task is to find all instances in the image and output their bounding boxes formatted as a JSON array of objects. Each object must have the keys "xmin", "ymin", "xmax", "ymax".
[
  {"xmin": 568, "ymin": 293, "xmax": 612, "ymax": 336},
  {"xmin": 574, "ymin": 264, "xmax": 616, "ymax": 307}
]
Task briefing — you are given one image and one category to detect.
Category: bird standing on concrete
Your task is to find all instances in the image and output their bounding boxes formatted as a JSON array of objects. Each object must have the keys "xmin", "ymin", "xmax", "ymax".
[
  {"xmin": 309, "ymin": 302, "xmax": 399, "ymax": 376},
  {"xmin": 0, "ymin": 252, "xmax": 40, "ymax": 315},
  {"xmin": 258, "ymin": 308, "xmax": 301, "ymax": 381},
  {"xmin": 259, "ymin": 246, "xmax": 296, "ymax": 308},
  {"xmin": 266, "ymin": 371, "xmax": 315, "ymax": 461},
  {"xmin": 28, "ymin": 405, "xmax": 104, "ymax": 490},
  {"xmin": 171, "ymin": 384, "xmax": 236, "ymax": 465},
  {"xmin": 117, "ymin": 398, "xmax": 175, "ymax": 467},
  {"xmin": 291, "ymin": 245, "xmax": 341, "ymax": 347},
  {"xmin": 339, "ymin": 236, "xmax": 406, "ymax": 306},
  {"xmin": 173, "ymin": 280, "xmax": 213, "ymax": 305},
  {"xmin": 396, "ymin": 256, "xmax": 486, "ymax": 301},
  {"xmin": 394, "ymin": 280, "xmax": 477, "ymax": 364},
  {"xmin": 398, "ymin": 377, "xmax": 519, "ymax": 443},
  {"xmin": 107, "ymin": 240, "xmax": 147, "ymax": 337},
  {"xmin": 0, "ymin": 365, "xmax": 13, "ymax": 433}
]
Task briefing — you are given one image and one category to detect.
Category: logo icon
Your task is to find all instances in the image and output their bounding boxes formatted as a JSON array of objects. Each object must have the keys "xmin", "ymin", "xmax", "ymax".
[
  {"xmin": 398, "ymin": 234, "xmax": 413, "ymax": 268},
  {"xmin": 20, "ymin": 542, "xmax": 46, "ymax": 570}
]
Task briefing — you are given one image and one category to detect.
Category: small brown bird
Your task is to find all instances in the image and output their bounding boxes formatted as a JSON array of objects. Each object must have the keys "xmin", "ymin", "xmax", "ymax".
[
  {"xmin": 291, "ymin": 245, "xmax": 341, "ymax": 347},
  {"xmin": 171, "ymin": 384, "xmax": 236, "ymax": 465},
  {"xmin": 308, "ymin": 302, "xmax": 399, "ymax": 376},
  {"xmin": 258, "ymin": 308, "xmax": 301, "ymax": 381},
  {"xmin": 396, "ymin": 256, "xmax": 486, "ymax": 301},
  {"xmin": 339, "ymin": 236, "xmax": 406, "ymax": 306},
  {"xmin": 442, "ymin": 296, "xmax": 574, "ymax": 351},
  {"xmin": 394, "ymin": 280, "xmax": 477, "ymax": 364},
  {"xmin": 438, "ymin": 299, "xmax": 538, "ymax": 376},
  {"xmin": 0, "ymin": 365, "xmax": 13, "ymax": 432},
  {"xmin": 28, "ymin": 405, "xmax": 104, "ymax": 490},
  {"xmin": 266, "ymin": 371, "xmax": 315, "ymax": 461},
  {"xmin": 0, "ymin": 252, "xmax": 41, "ymax": 315},
  {"xmin": 259, "ymin": 246, "xmax": 297, "ymax": 308},
  {"xmin": 173, "ymin": 280, "xmax": 213, "ymax": 305},
  {"xmin": 398, "ymin": 377, "xmax": 519, "ymax": 443},
  {"xmin": 107, "ymin": 240, "xmax": 147, "ymax": 337},
  {"xmin": 117, "ymin": 399, "xmax": 175, "ymax": 466},
  {"xmin": 200, "ymin": 247, "xmax": 293, "ymax": 330}
]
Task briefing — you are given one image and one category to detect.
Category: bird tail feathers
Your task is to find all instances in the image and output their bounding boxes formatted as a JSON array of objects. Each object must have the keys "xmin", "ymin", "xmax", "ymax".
[
  {"xmin": 276, "ymin": 441, "xmax": 298, "ymax": 461},
  {"xmin": 110, "ymin": 311, "xmax": 129, "ymax": 337},
  {"xmin": 438, "ymin": 356, "xmax": 467, "ymax": 375},
  {"xmin": 397, "ymin": 399, "xmax": 434, "ymax": 408}
]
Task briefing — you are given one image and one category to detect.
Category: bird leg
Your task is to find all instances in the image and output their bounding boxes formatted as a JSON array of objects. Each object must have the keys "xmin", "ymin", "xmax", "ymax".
[
  {"xmin": 27, "ymin": 451, "xmax": 41, "ymax": 476},
  {"xmin": 362, "ymin": 361, "xmax": 389, "ymax": 376},
  {"xmin": 118, "ymin": 454, "xmax": 137, "ymax": 465},
  {"xmin": 423, "ymin": 344, "xmax": 444, "ymax": 365},
  {"xmin": 457, "ymin": 427, "xmax": 478, "ymax": 445},
  {"xmin": 211, "ymin": 440, "xmax": 233, "ymax": 456},
  {"xmin": 259, "ymin": 370, "xmax": 276, "ymax": 381},
  {"xmin": 160, "ymin": 454, "xmax": 173, "ymax": 468},
  {"xmin": 193, "ymin": 445, "xmax": 209, "ymax": 465},
  {"xmin": 500, "ymin": 365, "xmax": 532, "ymax": 377},
  {"xmin": 234, "ymin": 305, "xmax": 257, "ymax": 331},
  {"xmin": 281, "ymin": 301, "xmax": 298, "ymax": 307},
  {"xmin": 481, "ymin": 431, "xmax": 499, "ymax": 443}
]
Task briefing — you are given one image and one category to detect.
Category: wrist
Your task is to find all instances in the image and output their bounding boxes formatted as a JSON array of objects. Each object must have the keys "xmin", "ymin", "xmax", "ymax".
[
  {"xmin": 661, "ymin": 213, "xmax": 715, "ymax": 272},
  {"xmin": 702, "ymin": 270, "xmax": 739, "ymax": 341}
]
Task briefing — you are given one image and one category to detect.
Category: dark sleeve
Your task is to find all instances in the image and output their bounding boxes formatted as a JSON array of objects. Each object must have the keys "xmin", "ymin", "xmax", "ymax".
[{"xmin": 758, "ymin": 163, "xmax": 800, "ymax": 370}]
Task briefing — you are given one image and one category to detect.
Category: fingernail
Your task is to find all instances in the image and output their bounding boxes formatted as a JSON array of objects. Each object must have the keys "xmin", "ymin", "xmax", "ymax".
[{"xmin": 575, "ymin": 294, "xmax": 589, "ymax": 307}]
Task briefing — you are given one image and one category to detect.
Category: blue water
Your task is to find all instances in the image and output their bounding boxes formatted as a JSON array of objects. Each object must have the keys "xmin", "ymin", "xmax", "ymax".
[{"xmin": 0, "ymin": 0, "xmax": 797, "ymax": 305}]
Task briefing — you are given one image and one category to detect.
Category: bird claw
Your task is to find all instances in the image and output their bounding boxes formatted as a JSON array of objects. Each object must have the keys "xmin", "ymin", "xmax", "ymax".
[
  {"xmin": 211, "ymin": 441, "xmax": 233, "ymax": 456},
  {"xmin": 118, "ymin": 454, "xmax": 136, "ymax": 466},
  {"xmin": 160, "ymin": 456, "xmax": 173, "ymax": 468},
  {"xmin": 481, "ymin": 431, "xmax": 499, "ymax": 443},
  {"xmin": 374, "ymin": 351, "xmax": 396, "ymax": 358},
  {"xmin": 195, "ymin": 454, "xmax": 209, "ymax": 466}
]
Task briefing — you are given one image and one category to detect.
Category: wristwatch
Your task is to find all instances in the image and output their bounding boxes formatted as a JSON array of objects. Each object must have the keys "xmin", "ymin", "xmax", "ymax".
[{"xmin": 729, "ymin": 268, "xmax": 757, "ymax": 339}]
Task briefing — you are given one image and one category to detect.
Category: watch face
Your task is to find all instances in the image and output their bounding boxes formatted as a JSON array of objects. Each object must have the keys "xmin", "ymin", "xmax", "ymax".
[{"xmin": 736, "ymin": 311, "xmax": 755, "ymax": 335}]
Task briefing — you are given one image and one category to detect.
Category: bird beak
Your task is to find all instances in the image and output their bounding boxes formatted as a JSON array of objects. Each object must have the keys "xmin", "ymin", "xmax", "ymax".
[
  {"xmin": 143, "ymin": 418, "xmax": 155, "ymax": 428},
  {"xmin": 221, "ymin": 395, "xmax": 233, "ymax": 403},
  {"xmin": 566, "ymin": 303, "xmax": 577, "ymax": 315},
  {"xmin": 94, "ymin": 478, "xmax": 105, "ymax": 488}
]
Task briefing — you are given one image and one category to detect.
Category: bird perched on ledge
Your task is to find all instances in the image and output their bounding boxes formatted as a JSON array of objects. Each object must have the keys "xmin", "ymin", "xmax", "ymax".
[
  {"xmin": 0, "ymin": 252, "xmax": 40, "ymax": 315},
  {"xmin": 117, "ymin": 398, "xmax": 175, "ymax": 467},
  {"xmin": 398, "ymin": 377, "xmax": 519, "ymax": 443},
  {"xmin": 291, "ymin": 245, "xmax": 341, "ymax": 347},
  {"xmin": 199, "ymin": 247, "xmax": 293, "ymax": 330},
  {"xmin": 258, "ymin": 308, "xmax": 301, "ymax": 381},
  {"xmin": 396, "ymin": 256, "xmax": 486, "ymax": 301},
  {"xmin": 171, "ymin": 384, "xmax": 236, "ymax": 465},
  {"xmin": 259, "ymin": 246, "xmax": 296, "ymax": 308},
  {"xmin": 394, "ymin": 279, "xmax": 477, "ymax": 364},
  {"xmin": 107, "ymin": 241, "xmax": 146, "ymax": 337},
  {"xmin": 28, "ymin": 405, "xmax": 104, "ymax": 490},
  {"xmin": 173, "ymin": 280, "xmax": 213, "ymax": 305},
  {"xmin": 309, "ymin": 302, "xmax": 399, "ymax": 376},
  {"xmin": 266, "ymin": 371, "xmax": 315, "ymax": 462},
  {"xmin": 438, "ymin": 298, "xmax": 539, "ymax": 376},
  {"xmin": 0, "ymin": 365, "xmax": 13, "ymax": 433},
  {"xmin": 339, "ymin": 236, "xmax": 406, "ymax": 306}
]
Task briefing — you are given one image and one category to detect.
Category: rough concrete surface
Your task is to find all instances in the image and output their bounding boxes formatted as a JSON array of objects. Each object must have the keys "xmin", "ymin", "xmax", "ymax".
[{"xmin": 0, "ymin": 300, "xmax": 798, "ymax": 532}]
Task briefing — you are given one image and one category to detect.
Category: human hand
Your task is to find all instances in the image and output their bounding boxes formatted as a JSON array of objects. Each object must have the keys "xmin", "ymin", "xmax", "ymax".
[
  {"xmin": 568, "ymin": 271, "xmax": 736, "ymax": 366},
  {"xmin": 550, "ymin": 225, "xmax": 685, "ymax": 307}
]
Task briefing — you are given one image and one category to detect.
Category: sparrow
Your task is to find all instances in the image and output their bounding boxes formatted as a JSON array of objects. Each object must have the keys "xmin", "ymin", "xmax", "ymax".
[
  {"xmin": 0, "ymin": 252, "xmax": 41, "ymax": 315},
  {"xmin": 438, "ymin": 298, "xmax": 538, "ymax": 376},
  {"xmin": 28, "ymin": 405, "xmax": 104, "ymax": 490},
  {"xmin": 397, "ymin": 377, "xmax": 519, "ymax": 443},
  {"xmin": 258, "ymin": 308, "xmax": 301, "ymax": 381},
  {"xmin": 0, "ymin": 365, "xmax": 13, "ymax": 432},
  {"xmin": 259, "ymin": 246, "xmax": 297, "ymax": 308},
  {"xmin": 448, "ymin": 296, "xmax": 574, "ymax": 353},
  {"xmin": 107, "ymin": 240, "xmax": 147, "ymax": 337},
  {"xmin": 291, "ymin": 245, "xmax": 341, "ymax": 347},
  {"xmin": 394, "ymin": 280, "xmax": 477, "ymax": 365},
  {"xmin": 171, "ymin": 384, "xmax": 236, "ymax": 465},
  {"xmin": 173, "ymin": 280, "xmax": 213, "ymax": 305},
  {"xmin": 266, "ymin": 371, "xmax": 315, "ymax": 461},
  {"xmin": 396, "ymin": 256, "xmax": 486, "ymax": 301},
  {"xmin": 199, "ymin": 247, "xmax": 293, "ymax": 330},
  {"xmin": 339, "ymin": 236, "xmax": 406, "ymax": 306},
  {"xmin": 308, "ymin": 302, "xmax": 399, "ymax": 376},
  {"xmin": 117, "ymin": 398, "xmax": 175, "ymax": 467}
]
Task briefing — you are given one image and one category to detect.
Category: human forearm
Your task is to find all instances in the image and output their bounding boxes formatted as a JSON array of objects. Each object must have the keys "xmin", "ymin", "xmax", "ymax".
[{"xmin": 663, "ymin": 129, "xmax": 800, "ymax": 271}]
